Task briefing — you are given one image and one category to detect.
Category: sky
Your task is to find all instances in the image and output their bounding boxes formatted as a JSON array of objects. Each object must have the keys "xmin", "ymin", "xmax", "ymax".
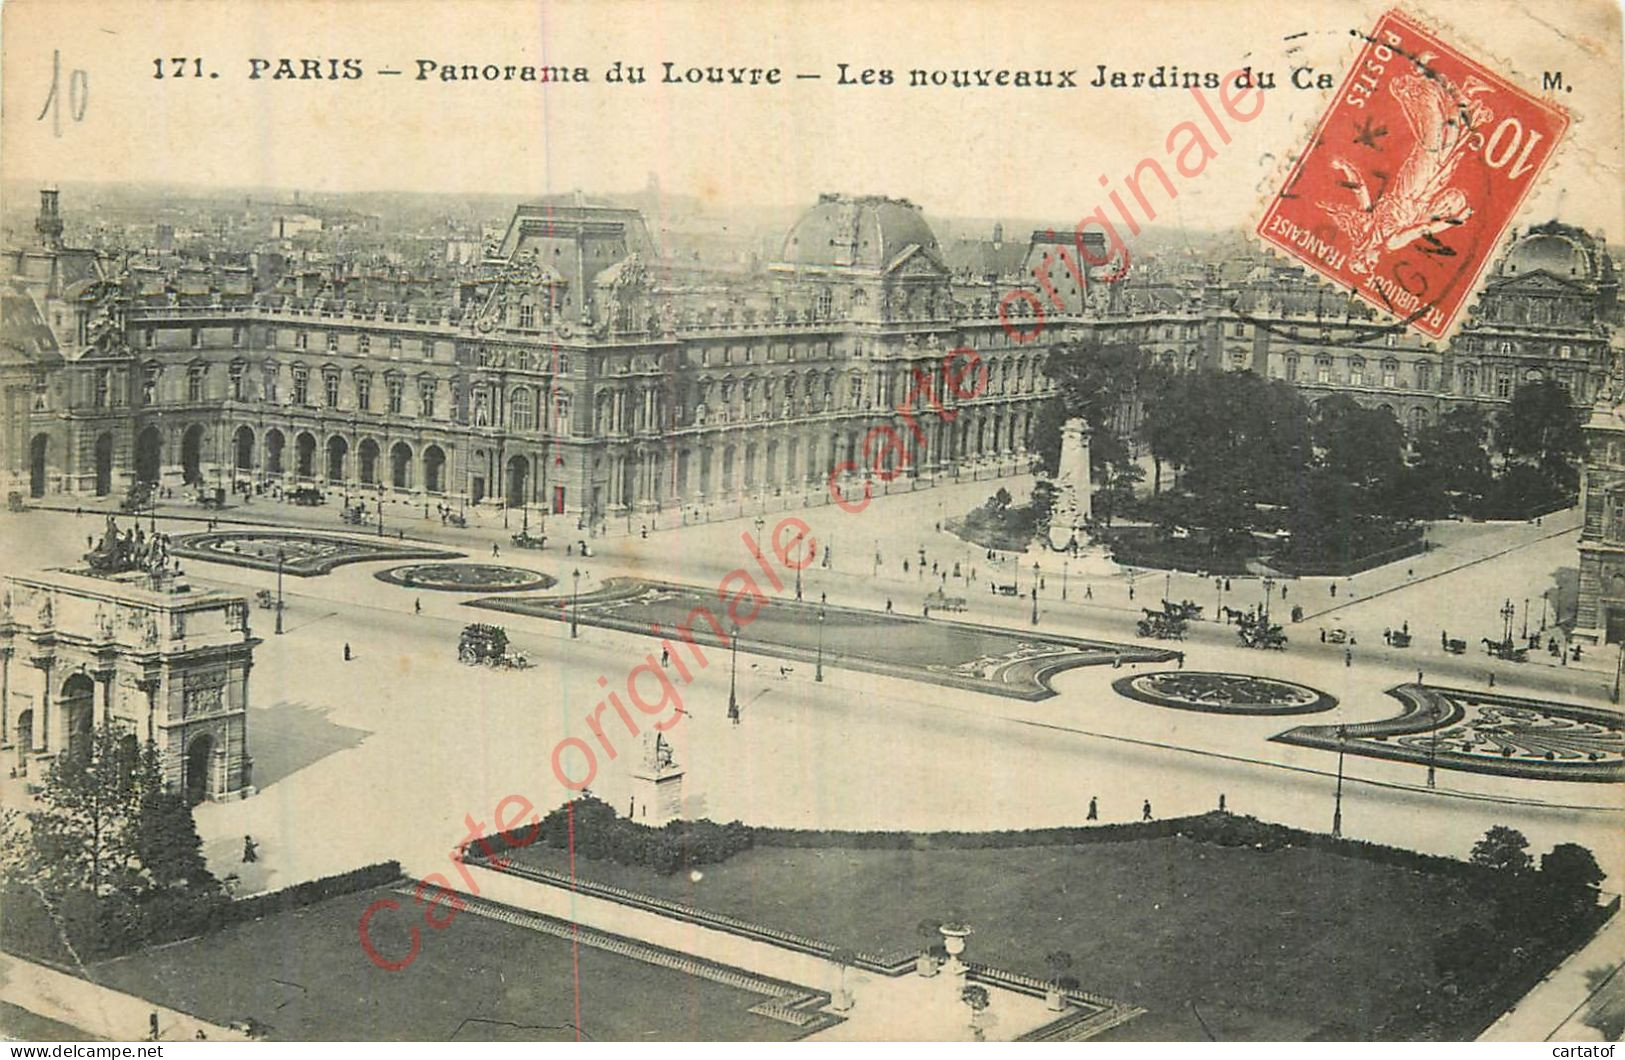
[{"xmin": 3, "ymin": 0, "xmax": 1621, "ymax": 237}]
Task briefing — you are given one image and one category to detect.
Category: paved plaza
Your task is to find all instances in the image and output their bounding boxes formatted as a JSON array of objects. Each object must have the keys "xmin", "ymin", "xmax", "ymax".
[{"xmin": 3, "ymin": 481, "xmax": 1622, "ymax": 1041}]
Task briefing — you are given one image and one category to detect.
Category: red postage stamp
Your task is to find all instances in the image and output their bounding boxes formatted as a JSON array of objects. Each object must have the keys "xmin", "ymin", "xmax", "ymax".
[{"xmin": 1257, "ymin": 7, "xmax": 1570, "ymax": 339}]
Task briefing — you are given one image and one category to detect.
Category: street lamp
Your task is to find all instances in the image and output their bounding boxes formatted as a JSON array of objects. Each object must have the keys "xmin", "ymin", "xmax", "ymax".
[
  {"xmin": 377, "ymin": 494, "xmax": 385, "ymax": 538},
  {"xmin": 1521, "ymin": 597, "xmax": 1529, "ymax": 641},
  {"xmin": 1061, "ymin": 559, "xmax": 1069, "ymax": 601},
  {"xmin": 1261, "ymin": 576, "xmax": 1276, "ymax": 625},
  {"xmin": 1499, "ymin": 598, "xmax": 1515, "ymax": 650},
  {"xmin": 727, "ymin": 624, "xmax": 740, "ymax": 723},
  {"xmin": 754, "ymin": 515, "xmax": 765, "ymax": 555},
  {"xmin": 274, "ymin": 547, "xmax": 285, "ymax": 635},
  {"xmin": 1332, "ymin": 723, "xmax": 1348, "ymax": 837},
  {"xmin": 1541, "ymin": 590, "xmax": 1550, "ymax": 633},
  {"xmin": 1031, "ymin": 585, "xmax": 1039, "ymax": 626},
  {"xmin": 815, "ymin": 606, "xmax": 825, "ymax": 683},
  {"xmin": 1427, "ymin": 701, "xmax": 1440, "ymax": 789},
  {"xmin": 571, "ymin": 568, "xmax": 581, "ymax": 639}
]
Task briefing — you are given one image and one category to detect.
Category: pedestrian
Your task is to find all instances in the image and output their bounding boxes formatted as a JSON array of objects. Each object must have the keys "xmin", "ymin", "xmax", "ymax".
[
  {"xmin": 1085, "ymin": 585, "xmax": 1092, "ymax": 600},
  {"xmin": 1177, "ymin": 653, "xmax": 1185, "ymax": 669},
  {"xmin": 903, "ymin": 559, "xmax": 910, "ymax": 574},
  {"xmin": 661, "ymin": 646, "xmax": 670, "ymax": 669},
  {"xmin": 343, "ymin": 643, "xmax": 352, "ymax": 661},
  {"xmin": 414, "ymin": 598, "xmax": 422, "ymax": 615},
  {"xmin": 1442, "ymin": 629, "xmax": 1448, "ymax": 649},
  {"xmin": 1344, "ymin": 647, "xmax": 1352, "ymax": 667},
  {"xmin": 567, "ymin": 543, "xmax": 574, "ymax": 556},
  {"xmin": 1330, "ymin": 584, "xmax": 1337, "ymax": 597},
  {"xmin": 492, "ymin": 543, "xmax": 500, "ymax": 557},
  {"xmin": 1320, "ymin": 628, "xmax": 1326, "ymax": 643},
  {"xmin": 1128, "ymin": 585, "xmax": 1135, "ymax": 601},
  {"xmin": 1281, "ymin": 585, "xmax": 1288, "ymax": 599},
  {"xmin": 1087, "ymin": 796, "xmax": 1098, "ymax": 821},
  {"xmin": 1417, "ymin": 669, "xmax": 1424, "ymax": 685},
  {"xmin": 885, "ymin": 598, "xmax": 893, "ymax": 613},
  {"xmin": 1142, "ymin": 800, "xmax": 1153, "ymax": 821},
  {"xmin": 242, "ymin": 835, "xmax": 258, "ymax": 863},
  {"xmin": 1489, "ymin": 671, "xmax": 1496, "ymax": 687},
  {"xmin": 150, "ymin": 1012, "xmax": 160, "ymax": 1042},
  {"xmin": 1224, "ymin": 578, "xmax": 1231, "ymax": 592},
  {"xmin": 1218, "ymin": 793, "xmax": 1227, "ymax": 813}
]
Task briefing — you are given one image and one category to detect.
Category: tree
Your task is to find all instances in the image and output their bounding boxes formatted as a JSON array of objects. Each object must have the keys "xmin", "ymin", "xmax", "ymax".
[
  {"xmin": 961, "ymin": 984, "xmax": 991, "ymax": 1039},
  {"xmin": 1495, "ymin": 380, "xmax": 1583, "ymax": 477},
  {"xmin": 1313, "ymin": 397, "xmax": 1405, "ymax": 513},
  {"xmin": 1470, "ymin": 825, "xmax": 1533, "ymax": 875},
  {"xmin": 1539, "ymin": 843, "xmax": 1605, "ymax": 924},
  {"xmin": 28, "ymin": 725, "xmax": 142, "ymax": 897}
]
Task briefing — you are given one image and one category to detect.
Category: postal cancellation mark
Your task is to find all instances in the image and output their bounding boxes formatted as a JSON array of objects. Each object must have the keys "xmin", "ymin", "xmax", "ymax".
[{"xmin": 1257, "ymin": 7, "xmax": 1570, "ymax": 340}]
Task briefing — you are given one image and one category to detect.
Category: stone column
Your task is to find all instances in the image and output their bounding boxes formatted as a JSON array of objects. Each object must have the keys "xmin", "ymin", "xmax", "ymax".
[
  {"xmin": 28, "ymin": 654, "xmax": 53, "ymax": 751},
  {"xmin": 0, "ymin": 646, "xmax": 11, "ymax": 748},
  {"xmin": 136, "ymin": 675, "xmax": 160, "ymax": 748},
  {"xmin": 93, "ymin": 667, "xmax": 115, "ymax": 726}
]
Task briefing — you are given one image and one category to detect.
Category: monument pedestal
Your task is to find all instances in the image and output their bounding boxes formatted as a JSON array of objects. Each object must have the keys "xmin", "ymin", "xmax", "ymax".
[{"xmin": 630, "ymin": 765, "xmax": 685, "ymax": 825}]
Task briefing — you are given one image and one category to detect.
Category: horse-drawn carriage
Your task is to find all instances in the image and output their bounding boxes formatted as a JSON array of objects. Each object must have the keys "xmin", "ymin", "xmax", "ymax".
[
  {"xmin": 925, "ymin": 588, "xmax": 968, "ymax": 613},
  {"xmin": 289, "ymin": 486, "xmax": 325, "ymax": 506},
  {"xmin": 254, "ymin": 589, "xmax": 276, "ymax": 610},
  {"xmin": 511, "ymin": 529, "xmax": 546, "ymax": 550},
  {"xmin": 1236, "ymin": 610, "xmax": 1288, "ymax": 649},
  {"xmin": 458, "ymin": 623, "xmax": 531, "ymax": 669},
  {"xmin": 1483, "ymin": 638, "xmax": 1528, "ymax": 662},
  {"xmin": 339, "ymin": 503, "xmax": 367, "ymax": 525},
  {"xmin": 1137, "ymin": 604, "xmax": 1189, "ymax": 640}
]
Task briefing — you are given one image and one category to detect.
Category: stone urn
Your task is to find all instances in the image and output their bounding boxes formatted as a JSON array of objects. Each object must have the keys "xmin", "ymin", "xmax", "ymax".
[{"xmin": 940, "ymin": 924, "xmax": 972, "ymax": 975}]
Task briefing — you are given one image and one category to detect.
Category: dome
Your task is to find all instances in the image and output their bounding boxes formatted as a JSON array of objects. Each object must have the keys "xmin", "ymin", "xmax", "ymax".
[
  {"xmin": 1501, "ymin": 225, "xmax": 1597, "ymax": 281},
  {"xmin": 780, "ymin": 194, "xmax": 942, "ymax": 270}
]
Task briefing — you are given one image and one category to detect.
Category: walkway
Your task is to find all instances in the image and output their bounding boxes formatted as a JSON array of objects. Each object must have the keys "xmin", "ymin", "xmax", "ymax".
[
  {"xmin": 0, "ymin": 952, "xmax": 249, "ymax": 1042},
  {"xmin": 446, "ymin": 861, "xmax": 1075, "ymax": 1042},
  {"xmin": 1479, "ymin": 908, "xmax": 1625, "ymax": 1042}
]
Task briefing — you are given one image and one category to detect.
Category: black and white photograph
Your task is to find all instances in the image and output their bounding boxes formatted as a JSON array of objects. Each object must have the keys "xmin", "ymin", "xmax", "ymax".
[{"xmin": 0, "ymin": 0, "xmax": 1621, "ymax": 1046}]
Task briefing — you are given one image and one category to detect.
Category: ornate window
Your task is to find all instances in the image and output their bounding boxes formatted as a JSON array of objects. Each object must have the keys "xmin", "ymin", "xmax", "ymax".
[
  {"xmin": 389, "ymin": 335, "xmax": 402, "ymax": 353},
  {"xmin": 518, "ymin": 303, "xmax": 534, "ymax": 329},
  {"xmin": 1381, "ymin": 359, "xmax": 1398, "ymax": 388},
  {"xmin": 356, "ymin": 372, "xmax": 372, "ymax": 410},
  {"xmin": 419, "ymin": 379, "xmax": 436, "ymax": 418},
  {"xmin": 1416, "ymin": 362, "xmax": 1432, "ymax": 390},
  {"xmin": 1349, "ymin": 357, "xmax": 1366, "ymax": 386},
  {"xmin": 511, "ymin": 388, "xmax": 535, "ymax": 431},
  {"xmin": 327, "ymin": 332, "xmax": 340, "ymax": 353},
  {"xmin": 229, "ymin": 363, "xmax": 245, "ymax": 401},
  {"xmin": 95, "ymin": 368, "xmax": 110, "ymax": 408},
  {"xmin": 324, "ymin": 371, "xmax": 341, "ymax": 407},
  {"xmin": 1316, "ymin": 357, "xmax": 1332, "ymax": 384},
  {"xmin": 387, "ymin": 376, "xmax": 404, "ymax": 414},
  {"xmin": 1285, "ymin": 354, "xmax": 1298, "ymax": 382},
  {"xmin": 291, "ymin": 366, "xmax": 310, "ymax": 406},
  {"xmin": 296, "ymin": 331, "xmax": 309, "ymax": 350},
  {"xmin": 263, "ymin": 364, "xmax": 279, "ymax": 404}
]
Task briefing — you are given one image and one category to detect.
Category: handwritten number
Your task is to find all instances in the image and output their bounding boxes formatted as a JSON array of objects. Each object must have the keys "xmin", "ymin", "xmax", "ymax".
[{"xmin": 37, "ymin": 50, "xmax": 88, "ymax": 137}]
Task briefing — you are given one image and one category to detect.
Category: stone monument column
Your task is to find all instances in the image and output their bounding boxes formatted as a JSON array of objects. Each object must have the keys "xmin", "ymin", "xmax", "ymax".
[
  {"xmin": 28, "ymin": 653, "xmax": 53, "ymax": 752},
  {"xmin": 136, "ymin": 674, "xmax": 161, "ymax": 747},
  {"xmin": 0, "ymin": 645, "xmax": 11, "ymax": 748},
  {"xmin": 93, "ymin": 667, "xmax": 116, "ymax": 727}
]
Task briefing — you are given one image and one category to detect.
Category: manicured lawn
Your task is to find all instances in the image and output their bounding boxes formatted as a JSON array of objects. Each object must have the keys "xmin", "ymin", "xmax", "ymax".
[
  {"xmin": 0, "ymin": 1001, "xmax": 103, "ymax": 1042},
  {"xmin": 89, "ymin": 886, "xmax": 805, "ymax": 1042},
  {"xmin": 509, "ymin": 837, "xmax": 1493, "ymax": 1040}
]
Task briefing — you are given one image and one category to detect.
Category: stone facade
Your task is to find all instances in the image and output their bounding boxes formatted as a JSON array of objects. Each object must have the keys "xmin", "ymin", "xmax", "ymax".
[{"xmin": 0, "ymin": 563, "xmax": 259, "ymax": 801}]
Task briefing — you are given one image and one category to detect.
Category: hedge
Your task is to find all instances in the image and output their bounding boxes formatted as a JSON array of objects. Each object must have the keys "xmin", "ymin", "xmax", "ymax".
[{"xmin": 474, "ymin": 797, "xmax": 752, "ymax": 876}]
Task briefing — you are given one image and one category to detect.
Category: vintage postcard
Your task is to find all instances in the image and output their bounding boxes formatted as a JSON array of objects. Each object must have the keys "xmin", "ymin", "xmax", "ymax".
[{"xmin": 0, "ymin": 0, "xmax": 1621, "ymax": 1047}]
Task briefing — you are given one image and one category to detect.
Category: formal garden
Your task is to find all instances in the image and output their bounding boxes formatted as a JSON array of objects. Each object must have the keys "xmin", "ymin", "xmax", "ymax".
[
  {"xmin": 478, "ymin": 797, "xmax": 1613, "ymax": 1041},
  {"xmin": 959, "ymin": 341, "xmax": 1585, "ymax": 575}
]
